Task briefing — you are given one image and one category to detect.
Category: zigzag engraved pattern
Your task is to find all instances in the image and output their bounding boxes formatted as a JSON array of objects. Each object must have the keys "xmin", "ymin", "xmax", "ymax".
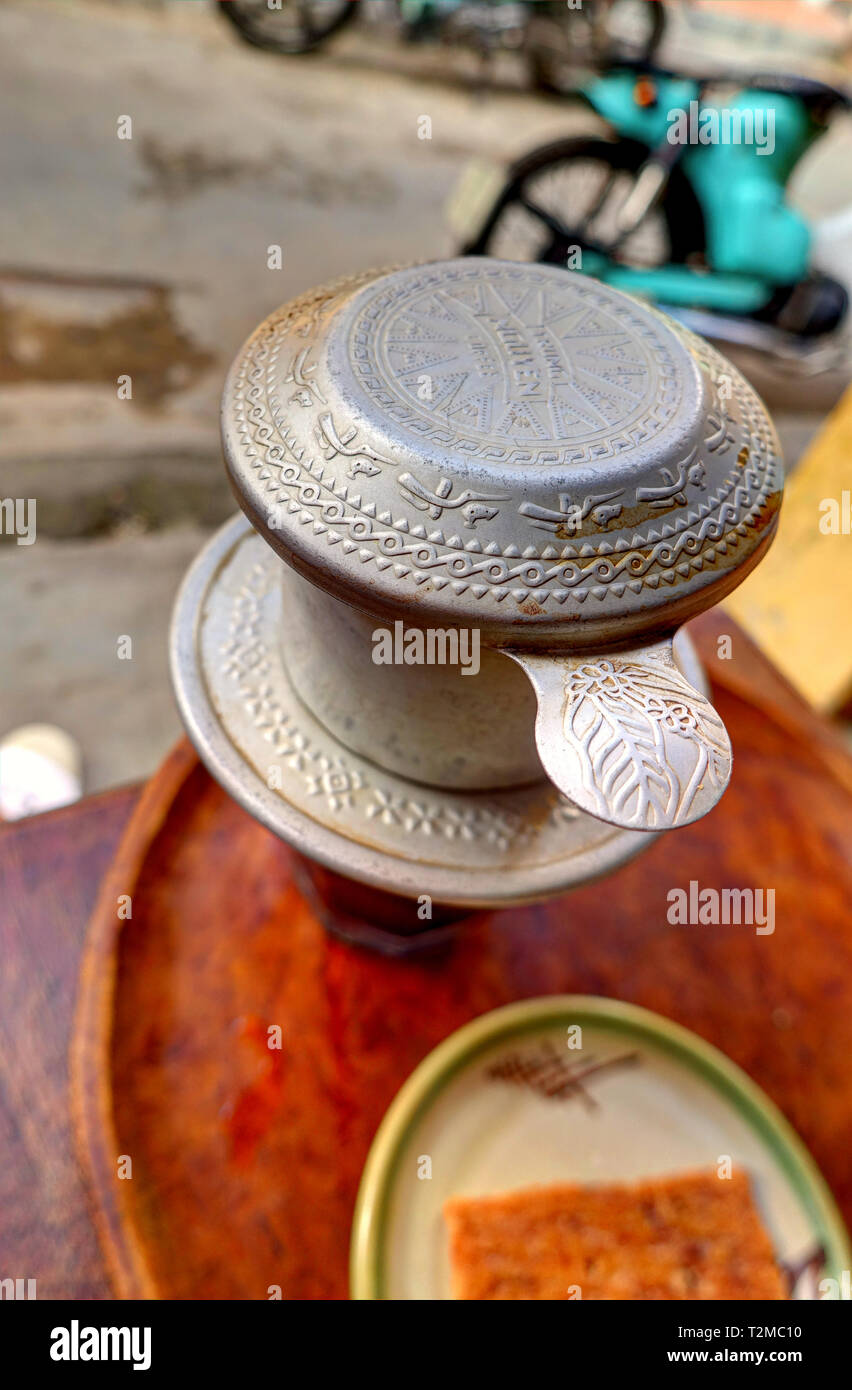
[{"xmin": 231, "ymin": 281, "xmax": 781, "ymax": 606}]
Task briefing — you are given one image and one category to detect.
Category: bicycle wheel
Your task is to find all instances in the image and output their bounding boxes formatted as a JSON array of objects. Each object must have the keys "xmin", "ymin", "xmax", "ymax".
[
  {"xmin": 461, "ymin": 136, "xmax": 704, "ymax": 273},
  {"xmin": 216, "ymin": 0, "xmax": 356, "ymax": 56},
  {"xmin": 605, "ymin": 0, "xmax": 666, "ymax": 65},
  {"xmin": 528, "ymin": 0, "xmax": 666, "ymax": 94},
  {"xmin": 527, "ymin": 3, "xmax": 605, "ymax": 94}
]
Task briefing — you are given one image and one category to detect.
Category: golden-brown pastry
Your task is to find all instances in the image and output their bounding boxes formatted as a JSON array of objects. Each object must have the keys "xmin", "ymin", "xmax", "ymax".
[{"xmin": 444, "ymin": 1169, "xmax": 787, "ymax": 1300}]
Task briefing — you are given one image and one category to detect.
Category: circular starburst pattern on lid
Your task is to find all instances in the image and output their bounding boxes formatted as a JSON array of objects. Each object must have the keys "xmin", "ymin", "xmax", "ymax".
[{"xmin": 344, "ymin": 261, "xmax": 688, "ymax": 464}]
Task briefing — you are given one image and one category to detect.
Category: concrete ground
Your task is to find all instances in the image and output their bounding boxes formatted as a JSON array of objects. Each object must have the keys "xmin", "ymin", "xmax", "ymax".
[{"xmin": 1, "ymin": 0, "xmax": 851, "ymax": 793}]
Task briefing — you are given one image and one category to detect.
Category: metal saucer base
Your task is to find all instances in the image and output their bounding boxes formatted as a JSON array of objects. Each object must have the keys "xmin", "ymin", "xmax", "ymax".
[{"xmin": 169, "ymin": 515, "xmax": 681, "ymax": 909}]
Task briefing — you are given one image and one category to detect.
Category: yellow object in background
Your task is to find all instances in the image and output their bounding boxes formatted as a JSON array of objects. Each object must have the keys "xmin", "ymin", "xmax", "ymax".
[{"xmin": 726, "ymin": 383, "xmax": 852, "ymax": 713}]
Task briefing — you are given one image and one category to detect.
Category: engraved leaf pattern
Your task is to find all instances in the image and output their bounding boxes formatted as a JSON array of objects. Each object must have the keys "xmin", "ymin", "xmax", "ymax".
[{"xmin": 563, "ymin": 660, "xmax": 729, "ymax": 830}]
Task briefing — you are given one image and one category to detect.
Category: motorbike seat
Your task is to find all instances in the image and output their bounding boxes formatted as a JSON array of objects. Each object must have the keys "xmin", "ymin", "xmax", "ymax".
[
  {"xmin": 619, "ymin": 58, "xmax": 849, "ymax": 118},
  {"xmin": 746, "ymin": 73, "xmax": 849, "ymax": 117},
  {"xmin": 754, "ymin": 273, "xmax": 849, "ymax": 338}
]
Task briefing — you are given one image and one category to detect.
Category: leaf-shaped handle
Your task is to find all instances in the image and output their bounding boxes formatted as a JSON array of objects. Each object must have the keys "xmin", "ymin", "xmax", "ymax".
[{"xmin": 506, "ymin": 638, "xmax": 731, "ymax": 831}]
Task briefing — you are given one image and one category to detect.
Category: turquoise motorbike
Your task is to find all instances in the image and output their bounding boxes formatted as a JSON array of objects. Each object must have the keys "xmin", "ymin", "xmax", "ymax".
[{"xmin": 461, "ymin": 63, "xmax": 850, "ymax": 360}]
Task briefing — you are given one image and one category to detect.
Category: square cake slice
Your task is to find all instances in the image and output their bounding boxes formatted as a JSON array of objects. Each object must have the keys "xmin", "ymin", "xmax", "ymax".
[{"xmin": 444, "ymin": 1169, "xmax": 788, "ymax": 1300}]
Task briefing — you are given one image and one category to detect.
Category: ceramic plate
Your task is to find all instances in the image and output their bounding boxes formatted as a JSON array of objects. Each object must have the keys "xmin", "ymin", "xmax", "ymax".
[{"xmin": 351, "ymin": 997, "xmax": 850, "ymax": 1300}]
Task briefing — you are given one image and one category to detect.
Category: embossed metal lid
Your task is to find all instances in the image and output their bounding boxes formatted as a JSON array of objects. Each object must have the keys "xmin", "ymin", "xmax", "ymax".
[{"xmin": 222, "ymin": 258, "xmax": 782, "ymax": 647}]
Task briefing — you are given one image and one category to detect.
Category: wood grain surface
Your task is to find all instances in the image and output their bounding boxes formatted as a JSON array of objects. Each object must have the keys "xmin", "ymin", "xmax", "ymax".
[
  {"xmin": 66, "ymin": 612, "xmax": 852, "ymax": 1300},
  {"xmin": 0, "ymin": 785, "xmax": 138, "ymax": 1299},
  {"xmin": 727, "ymin": 379, "xmax": 852, "ymax": 712}
]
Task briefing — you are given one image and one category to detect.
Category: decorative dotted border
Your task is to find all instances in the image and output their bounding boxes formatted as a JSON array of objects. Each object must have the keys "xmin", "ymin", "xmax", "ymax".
[{"xmin": 229, "ymin": 274, "xmax": 781, "ymax": 608}]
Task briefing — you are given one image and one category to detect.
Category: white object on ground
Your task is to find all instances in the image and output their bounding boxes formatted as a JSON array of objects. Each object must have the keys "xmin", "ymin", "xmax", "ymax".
[{"xmin": 0, "ymin": 723, "xmax": 82, "ymax": 820}]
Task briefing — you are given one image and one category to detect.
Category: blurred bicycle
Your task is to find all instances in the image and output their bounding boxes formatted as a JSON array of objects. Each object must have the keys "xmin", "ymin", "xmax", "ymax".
[{"xmin": 215, "ymin": 0, "xmax": 665, "ymax": 89}]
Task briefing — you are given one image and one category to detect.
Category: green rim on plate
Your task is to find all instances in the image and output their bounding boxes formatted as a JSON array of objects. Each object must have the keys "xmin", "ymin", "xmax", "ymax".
[{"xmin": 350, "ymin": 995, "xmax": 851, "ymax": 1300}]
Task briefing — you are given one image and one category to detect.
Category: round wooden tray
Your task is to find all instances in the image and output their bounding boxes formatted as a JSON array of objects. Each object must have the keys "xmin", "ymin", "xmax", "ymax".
[{"xmin": 72, "ymin": 613, "xmax": 852, "ymax": 1300}]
